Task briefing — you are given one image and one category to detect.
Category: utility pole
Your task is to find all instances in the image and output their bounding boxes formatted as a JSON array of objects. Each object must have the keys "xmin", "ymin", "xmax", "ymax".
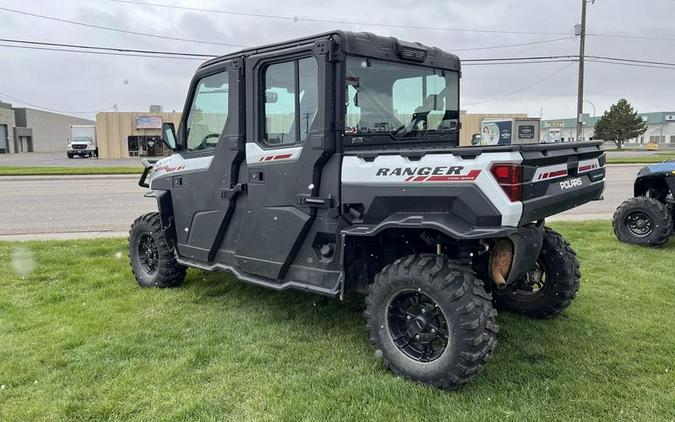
[{"xmin": 576, "ymin": 0, "xmax": 592, "ymax": 141}]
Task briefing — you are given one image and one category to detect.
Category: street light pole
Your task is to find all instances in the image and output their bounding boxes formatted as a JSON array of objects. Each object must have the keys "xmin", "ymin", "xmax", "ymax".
[
  {"xmin": 583, "ymin": 100, "xmax": 596, "ymax": 117},
  {"xmin": 576, "ymin": 0, "xmax": 591, "ymax": 142}
]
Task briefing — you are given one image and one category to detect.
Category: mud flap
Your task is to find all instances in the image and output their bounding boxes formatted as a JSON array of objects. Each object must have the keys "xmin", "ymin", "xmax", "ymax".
[{"xmin": 505, "ymin": 222, "xmax": 545, "ymax": 285}]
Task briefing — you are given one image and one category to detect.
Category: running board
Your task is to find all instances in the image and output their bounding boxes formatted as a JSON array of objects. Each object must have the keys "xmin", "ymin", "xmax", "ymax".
[{"xmin": 175, "ymin": 257, "xmax": 341, "ymax": 298}]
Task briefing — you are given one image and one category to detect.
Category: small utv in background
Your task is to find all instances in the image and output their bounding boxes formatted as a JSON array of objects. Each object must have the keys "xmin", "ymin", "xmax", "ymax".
[
  {"xmin": 128, "ymin": 31, "xmax": 606, "ymax": 389},
  {"xmin": 613, "ymin": 161, "xmax": 675, "ymax": 246}
]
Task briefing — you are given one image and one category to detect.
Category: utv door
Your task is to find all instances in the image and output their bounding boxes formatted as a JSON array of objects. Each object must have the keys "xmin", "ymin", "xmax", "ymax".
[
  {"xmin": 170, "ymin": 58, "xmax": 246, "ymax": 262},
  {"xmin": 234, "ymin": 44, "xmax": 336, "ymax": 280}
]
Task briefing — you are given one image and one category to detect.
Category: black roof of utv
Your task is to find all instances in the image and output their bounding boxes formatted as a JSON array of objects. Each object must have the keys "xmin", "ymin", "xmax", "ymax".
[{"xmin": 200, "ymin": 31, "xmax": 461, "ymax": 71}]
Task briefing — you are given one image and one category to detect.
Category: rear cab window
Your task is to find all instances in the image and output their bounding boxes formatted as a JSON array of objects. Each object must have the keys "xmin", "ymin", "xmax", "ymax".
[{"xmin": 344, "ymin": 56, "xmax": 459, "ymax": 148}]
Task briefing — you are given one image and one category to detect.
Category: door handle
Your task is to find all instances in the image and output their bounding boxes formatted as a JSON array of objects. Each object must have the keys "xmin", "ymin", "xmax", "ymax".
[{"xmin": 297, "ymin": 194, "xmax": 333, "ymax": 208}]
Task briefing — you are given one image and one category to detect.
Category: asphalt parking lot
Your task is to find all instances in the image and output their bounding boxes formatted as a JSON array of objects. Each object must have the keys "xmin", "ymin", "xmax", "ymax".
[{"xmin": 0, "ymin": 164, "xmax": 641, "ymax": 240}]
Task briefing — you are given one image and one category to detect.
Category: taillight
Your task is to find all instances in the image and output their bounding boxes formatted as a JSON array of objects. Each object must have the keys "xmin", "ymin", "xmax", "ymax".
[{"xmin": 491, "ymin": 163, "xmax": 523, "ymax": 202}]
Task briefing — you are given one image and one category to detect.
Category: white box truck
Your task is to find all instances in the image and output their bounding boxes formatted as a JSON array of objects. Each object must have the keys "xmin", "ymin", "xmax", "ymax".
[{"xmin": 67, "ymin": 125, "xmax": 97, "ymax": 158}]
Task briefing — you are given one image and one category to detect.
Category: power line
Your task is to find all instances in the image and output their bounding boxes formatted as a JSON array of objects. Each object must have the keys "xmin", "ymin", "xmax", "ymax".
[
  {"xmin": 585, "ymin": 59, "xmax": 675, "ymax": 70},
  {"xmin": 0, "ymin": 5, "xmax": 246, "ymax": 48},
  {"xmin": 464, "ymin": 62, "xmax": 576, "ymax": 106},
  {"xmin": 0, "ymin": 38, "xmax": 217, "ymax": 58},
  {"xmin": 463, "ymin": 59, "xmax": 577, "ymax": 66},
  {"xmin": 586, "ymin": 55, "xmax": 675, "ymax": 67},
  {"xmin": 0, "ymin": 43, "xmax": 207, "ymax": 61},
  {"xmin": 101, "ymin": 0, "xmax": 572, "ymax": 36},
  {"xmin": 454, "ymin": 36, "xmax": 574, "ymax": 52},
  {"xmin": 0, "ymin": 5, "xmax": 576, "ymax": 54},
  {"xmin": 1, "ymin": 37, "xmax": 672, "ymax": 71},
  {"xmin": 462, "ymin": 55, "xmax": 576, "ymax": 62},
  {"xmin": 102, "ymin": 0, "xmax": 675, "ymax": 43},
  {"xmin": 0, "ymin": 89, "xmax": 114, "ymax": 115},
  {"xmin": 589, "ymin": 33, "xmax": 675, "ymax": 42}
]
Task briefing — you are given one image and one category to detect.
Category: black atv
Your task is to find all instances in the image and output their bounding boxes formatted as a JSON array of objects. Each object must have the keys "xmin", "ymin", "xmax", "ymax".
[{"xmin": 613, "ymin": 161, "xmax": 675, "ymax": 246}]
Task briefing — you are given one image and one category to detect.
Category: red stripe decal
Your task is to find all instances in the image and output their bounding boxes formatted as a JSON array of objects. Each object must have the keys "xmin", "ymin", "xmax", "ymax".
[
  {"xmin": 407, "ymin": 169, "xmax": 481, "ymax": 182},
  {"xmin": 273, "ymin": 153, "xmax": 293, "ymax": 160},
  {"xmin": 578, "ymin": 164, "xmax": 596, "ymax": 172},
  {"xmin": 549, "ymin": 170, "xmax": 568, "ymax": 178}
]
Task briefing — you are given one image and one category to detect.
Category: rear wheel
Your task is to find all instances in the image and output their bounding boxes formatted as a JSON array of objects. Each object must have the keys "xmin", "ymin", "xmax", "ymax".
[
  {"xmin": 365, "ymin": 254, "xmax": 498, "ymax": 390},
  {"xmin": 129, "ymin": 212, "xmax": 186, "ymax": 288},
  {"xmin": 613, "ymin": 197, "xmax": 672, "ymax": 246},
  {"xmin": 493, "ymin": 227, "xmax": 580, "ymax": 319}
]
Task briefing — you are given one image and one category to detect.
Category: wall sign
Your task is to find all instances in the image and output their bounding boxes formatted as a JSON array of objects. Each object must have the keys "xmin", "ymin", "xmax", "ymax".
[{"xmin": 135, "ymin": 116, "xmax": 163, "ymax": 129}]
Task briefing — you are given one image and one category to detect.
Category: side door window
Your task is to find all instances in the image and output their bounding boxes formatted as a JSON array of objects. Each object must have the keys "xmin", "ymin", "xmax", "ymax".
[
  {"xmin": 184, "ymin": 71, "xmax": 229, "ymax": 152},
  {"xmin": 262, "ymin": 57, "xmax": 318, "ymax": 146}
]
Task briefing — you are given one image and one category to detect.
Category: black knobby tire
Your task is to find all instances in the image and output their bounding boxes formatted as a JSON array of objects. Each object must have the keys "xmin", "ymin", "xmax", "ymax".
[
  {"xmin": 365, "ymin": 254, "xmax": 498, "ymax": 390},
  {"xmin": 67, "ymin": 153, "xmax": 74, "ymax": 159},
  {"xmin": 128, "ymin": 212, "xmax": 186, "ymax": 288},
  {"xmin": 494, "ymin": 227, "xmax": 580, "ymax": 319},
  {"xmin": 613, "ymin": 197, "xmax": 672, "ymax": 247}
]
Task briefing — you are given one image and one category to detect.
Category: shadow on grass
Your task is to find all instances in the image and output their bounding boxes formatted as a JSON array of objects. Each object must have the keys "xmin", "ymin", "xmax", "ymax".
[{"xmin": 178, "ymin": 265, "xmax": 611, "ymax": 393}]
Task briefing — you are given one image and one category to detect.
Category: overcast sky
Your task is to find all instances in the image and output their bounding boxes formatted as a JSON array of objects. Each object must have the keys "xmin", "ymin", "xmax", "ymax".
[{"xmin": 1, "ymin": 0, "xmax": 673, "ymax": 121}]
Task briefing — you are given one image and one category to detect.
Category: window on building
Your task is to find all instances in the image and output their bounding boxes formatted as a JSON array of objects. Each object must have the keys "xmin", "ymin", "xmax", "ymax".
[
  {"xmin": 185, "ymin": 71, "xmax": 229, "ymax": 151},
  {"xmin": 262, "ymin": 57, "xmax": 318, "ymax": 146}
]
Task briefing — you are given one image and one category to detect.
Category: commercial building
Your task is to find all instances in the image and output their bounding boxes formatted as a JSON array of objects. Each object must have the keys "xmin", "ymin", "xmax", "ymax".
[
  {"xmin": 96, "ymin": 111, "xmax": 181, "ymax": 159},
  {"xmin": 0, "ymin": 102, "xmax": 15, "ymax": 154},
  {"xmin": 541, "ymin": 111, "xmax": 675, "ymax": 145},
  {"xmin": 459, "ymin": 112, "xmax": 528, "ymax": 146},
  {"xmin": 0, "ymin": 101, "xmax": 94, "ymax": 154}
]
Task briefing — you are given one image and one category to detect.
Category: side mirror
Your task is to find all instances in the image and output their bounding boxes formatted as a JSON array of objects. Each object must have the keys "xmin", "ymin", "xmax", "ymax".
[{"xmin": 162, "ymin": 122, "xmax": 178, "ymax": 151}]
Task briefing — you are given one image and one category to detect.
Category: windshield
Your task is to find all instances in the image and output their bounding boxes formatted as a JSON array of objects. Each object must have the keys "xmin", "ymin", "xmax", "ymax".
[{"xmin": 345, "ymin": 57, "xmax": 459, "ymax": 141}]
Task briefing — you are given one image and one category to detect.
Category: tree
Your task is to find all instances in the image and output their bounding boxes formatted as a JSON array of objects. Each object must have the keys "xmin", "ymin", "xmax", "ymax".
[{"xmin": 593, "ymin": 98, "xmax": 647, "ymax": 150}]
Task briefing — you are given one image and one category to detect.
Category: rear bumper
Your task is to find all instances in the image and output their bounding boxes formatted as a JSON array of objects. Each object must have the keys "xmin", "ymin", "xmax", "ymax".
[{"xmin": 520, "ymin": 177, "xmax": 605, "ymax": 224}]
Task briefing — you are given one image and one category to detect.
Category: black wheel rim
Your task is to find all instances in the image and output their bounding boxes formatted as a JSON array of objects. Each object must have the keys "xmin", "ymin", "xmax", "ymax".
[
  {"xmin": 510, "ymin": 260, "xmax": 547, "ymax": 298},
  {"xmin": 386, "ymin": 290, "xmax": 449, "ymax": 363},
  {"xmin": 624, "ymin": 211, "xmax": 653, "ymax": 238},
  {"xmin": 137, "ymin": 234, "xmax": 159, "ymax": 274}
]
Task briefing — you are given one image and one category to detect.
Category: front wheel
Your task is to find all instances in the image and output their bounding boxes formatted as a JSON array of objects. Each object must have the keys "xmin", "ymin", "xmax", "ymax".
[
  {"xmin": 365, "ymin": 254, "xmax": 498, "ymax": 390},
  {"xmin": 613, "ymin": 197, "xmax": 672, "ymax": 246},
  {"xmin": 128, "ymin": 212, "xmax": 186, "ymax": 288},
  {"xmin": 493, "ymin": 227, "xmax": 580, "ymax": 319}
]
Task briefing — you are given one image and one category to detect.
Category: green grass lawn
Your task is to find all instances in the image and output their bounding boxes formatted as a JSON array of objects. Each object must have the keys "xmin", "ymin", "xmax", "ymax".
[
  {"xmin": 606, "ymin": 152, "xmax": 675, "ymax": 165},
  {"xmin": 0, "ymin": 166, "xmax": 142, "ymax": 176},
  {"xmin": 1, "ymin": 222, "xmax": 673, "ymax": 421}
]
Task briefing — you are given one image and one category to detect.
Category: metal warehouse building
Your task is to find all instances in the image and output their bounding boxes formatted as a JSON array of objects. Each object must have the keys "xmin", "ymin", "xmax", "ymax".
[
  {"xmin": 541, "ymin": 111, "xmax": 675, "ymax": 145},
  {"xmin": 0, "ymin": 101, "xmax": 94, "ymax": 154},
  {"xmin": 95, "ymin": 111, "xmax": 181, "ymax": 159}
]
